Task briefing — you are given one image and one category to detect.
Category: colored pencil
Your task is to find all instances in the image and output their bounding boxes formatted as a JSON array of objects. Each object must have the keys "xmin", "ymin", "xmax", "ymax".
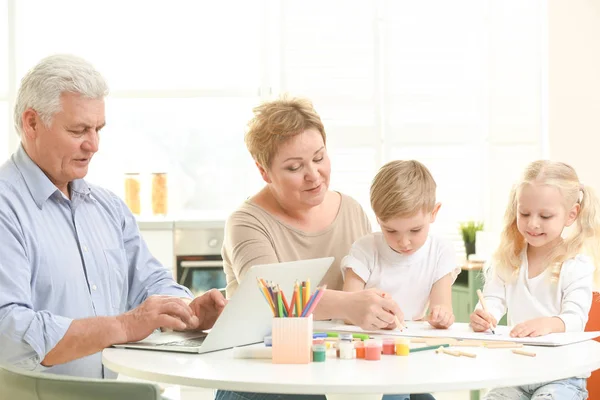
[
  {"xmin": 381, "ymin": 292, "xmax": 406, "ymax": 330},
  {"xmin": 302, "ymin": 285, "xmax": 327, "ymax": 317},
  {"xmin": 279, "ymin": 285, "xmax": 290, "ymax": 317},
  {"xmin": 476, "ymin": 289, "xmax": 496, "ymax": 334},
  {"xmin": 294, "ymin": 282, "xmax": 302, "ymax": 317},
  {"xmin": 304, "ymin": 279, "xmax": 311, "ymax": 308},
  {"xmin": 288, "ymin": 288, "xmax": 297, "ymax": 317},
  {"xmin": 256, "ymin": 278, "xmax": 276, "ymax": 316},
  {"xmin": 277, "ymin": 290, "xmax": 284, "ymax": 318},
  {"xmin": 410, "ymin": 344, "xmax": 449, "ymax": 353}
]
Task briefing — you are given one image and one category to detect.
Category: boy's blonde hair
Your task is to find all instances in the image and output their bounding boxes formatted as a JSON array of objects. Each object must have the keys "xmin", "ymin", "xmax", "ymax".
[
  {"xmin": 494, "ymin": 160, "xmax": 600, "ymax": 287},
  {"xmin": 370, "ymin": 160, "xmax": 437, "ymax": 222},
  {"xmin": 245, "ymin": 95, "xmax": 326, "ymax": 169}
]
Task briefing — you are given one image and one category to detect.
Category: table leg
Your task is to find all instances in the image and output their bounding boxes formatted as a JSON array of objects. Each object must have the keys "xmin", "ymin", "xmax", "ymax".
[{"xmin": 326, "ymin": 395, "xmax": 383, "ymax": 400}]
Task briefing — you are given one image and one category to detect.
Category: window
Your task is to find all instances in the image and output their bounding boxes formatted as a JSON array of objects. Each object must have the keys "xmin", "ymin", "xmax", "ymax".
[
  {"xmin": 87, "ymin": 97, "xmax": 259, "ymax": 213},
  {"xmin": 0, "ymin": 0, "xmax": 6, "ymax": 94},
  {"xmin": 14, "ymin": 1, "xmax": 263, "ymax": 92},
  {"xmin": 0, "ymin": 0, "xmax": 8, "ymax": 162},
  {"xmin": 3, "ymin": 0, "xmax": 546, "ymax": 239},
  {"xmin": 0, "ymin": 103, "xmax": 6, "ymax": 159}
]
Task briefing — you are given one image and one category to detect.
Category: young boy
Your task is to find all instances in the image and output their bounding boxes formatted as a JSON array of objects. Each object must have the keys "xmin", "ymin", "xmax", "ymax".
[{"xmin": 342, "ymin": 160, "xmax": 459, "ymax": 329}]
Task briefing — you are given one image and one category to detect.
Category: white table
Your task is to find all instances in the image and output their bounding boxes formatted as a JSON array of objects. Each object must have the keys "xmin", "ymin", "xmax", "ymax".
[{"xmin": 103, "ymin": 326, "xmax": 600, "ymax": 400}]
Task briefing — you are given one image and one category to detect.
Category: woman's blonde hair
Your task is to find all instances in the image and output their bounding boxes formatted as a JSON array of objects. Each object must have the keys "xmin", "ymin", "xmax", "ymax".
[
  {"xmin": 493, "ymin": 160, "xmax": 600, "ymax": 287},
  {"xmin": 370, "ymin": 160, "xmax": 437, "ymax": 222},
  {"xmin": 245, "ymin": 96, "xmax": 326, "ymax": 168}
]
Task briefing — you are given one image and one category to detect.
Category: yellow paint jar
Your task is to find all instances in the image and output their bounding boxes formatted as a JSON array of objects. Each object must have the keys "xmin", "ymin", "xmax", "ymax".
[{"xmin": 395, "ymin": 338, "xmax": 410, "ymax": 356}]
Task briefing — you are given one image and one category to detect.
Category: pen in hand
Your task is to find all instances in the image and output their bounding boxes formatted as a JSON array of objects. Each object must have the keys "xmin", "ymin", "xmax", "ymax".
[
  {"xmin": 476, "ymin": 289, "xmax": 495, "ymax": 334},
  {"xmin": 381, "ymin": 292, "xmax": 406, "ymax": 331}
]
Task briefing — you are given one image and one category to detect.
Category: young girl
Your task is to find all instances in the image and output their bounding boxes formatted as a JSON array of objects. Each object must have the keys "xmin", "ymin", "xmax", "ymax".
[{"xmin": 471, "ymin": 160, "xmax": 600, "ymax": 400}]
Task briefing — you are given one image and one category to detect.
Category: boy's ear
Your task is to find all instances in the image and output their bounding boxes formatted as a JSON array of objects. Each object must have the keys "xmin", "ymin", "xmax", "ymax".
[
  {"xmin": 430, "ymin": 202, "xmax": 442, "ymax": 223},
  {"xmin": 565, "ymin": 203, "xmax": 580, "ymax": 227},
  {"xmin": 255, "ymin": 161, "xmax": 271, "ymax": 184}
]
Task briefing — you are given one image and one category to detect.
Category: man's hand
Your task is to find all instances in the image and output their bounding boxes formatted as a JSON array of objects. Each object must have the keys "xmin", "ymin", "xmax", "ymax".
[
  {"xmin": 427, "ymin": 304, "xmax": 455, "ymax": 329},
  {"xmin": 344, "ymin": 288, "xmax": 404, "ymax": 330},
  {"xmin": 115, "ymin": 295, "xmax": 199, "ymax": 343},
  {"xmin": 189, "ymin": 289, "xmax": 227, "ymax": 331}
]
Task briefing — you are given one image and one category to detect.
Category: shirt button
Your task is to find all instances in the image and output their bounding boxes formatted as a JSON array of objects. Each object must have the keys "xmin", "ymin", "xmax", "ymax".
[
  {"xmin": 92, "ymin": 284, "xmax": 97, "ymax": 291},
  {"xmin": 83, "ymin": 245, "xmax": 88, "ymax": 252}
]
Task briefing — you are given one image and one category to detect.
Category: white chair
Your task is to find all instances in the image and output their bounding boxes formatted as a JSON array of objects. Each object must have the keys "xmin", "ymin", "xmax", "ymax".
[{"xmin": 0, "ymin": 363, "xmax": 164, "ymax": 400}]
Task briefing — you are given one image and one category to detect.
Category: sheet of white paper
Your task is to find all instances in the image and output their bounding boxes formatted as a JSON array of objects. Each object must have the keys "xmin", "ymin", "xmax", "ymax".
[{"xmin": 328, "ymin": 321, "xmax": 600, "ymax": 346}]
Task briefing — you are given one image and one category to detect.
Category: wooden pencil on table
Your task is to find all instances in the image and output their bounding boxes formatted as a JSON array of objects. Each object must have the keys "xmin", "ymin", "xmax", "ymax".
[{"xmin": 512, "ymin": 349, "xmax": 536, "ymax": 357}]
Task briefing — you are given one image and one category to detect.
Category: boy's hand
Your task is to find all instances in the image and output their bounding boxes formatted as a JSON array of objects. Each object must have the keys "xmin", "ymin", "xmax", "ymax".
[
  {"xmin": 470, "ymin": 308, "xmax": 497, "ymax": 332},
  {"xmin": 428, "ymin": 304, "xmax": 455, "ymax": 329},
  {"xmin": 510, "ymin": 317, "xmax": 565, "ymax": 338}
]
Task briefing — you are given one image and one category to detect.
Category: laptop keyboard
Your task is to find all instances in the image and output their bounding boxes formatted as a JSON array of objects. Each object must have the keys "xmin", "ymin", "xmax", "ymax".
[{"xmin": 161, "ymin": 338, "xmax": 206, "ymax": 347}]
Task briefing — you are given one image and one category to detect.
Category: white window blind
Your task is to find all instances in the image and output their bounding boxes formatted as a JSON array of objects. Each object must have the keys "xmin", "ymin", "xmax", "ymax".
[
  {"xmin": 2, "ymin": 0, "xmax": 546, "ymax": 231},
  {"xmin": 383, "ymin": 1, "xmax": 487, "ymax": 238},
  {"xmin": 1, "ymin": 0, "xmax": 8, "ymax": 162},
  {"xmin": 0, "ymin": 103, "xmax": 7, "ymax": 159},
  {"xmin": 280, "ymin": 0, "xmax": 379, "ymax": 219},
  {"xmin": 14, "ymin": 0, "xmax": 263, "ymax": 93},
  {"xmin": 12, "ymin": 0, "xmax": 266, "ymax": 215},
  {"xmin": 0, "ymin": 0, "xmax": 7, "ymax": 97}
]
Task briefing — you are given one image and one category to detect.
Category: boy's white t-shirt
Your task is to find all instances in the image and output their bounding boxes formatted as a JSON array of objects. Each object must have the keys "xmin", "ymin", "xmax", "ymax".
[{"xmin": 341, "ymin": 233, "xmax": 460, "ymax": 321}]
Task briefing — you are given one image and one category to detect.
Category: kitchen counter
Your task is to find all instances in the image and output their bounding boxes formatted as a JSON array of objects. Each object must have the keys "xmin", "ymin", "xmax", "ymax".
[{"xmin": 136, "ymin": 211, "xmax": 229, "ymax": 230}]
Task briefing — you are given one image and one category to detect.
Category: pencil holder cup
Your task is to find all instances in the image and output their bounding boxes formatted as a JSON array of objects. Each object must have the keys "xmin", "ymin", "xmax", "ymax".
[{"xmin": 272, "ymin": 315, "xmax": 313, "ymax": 364}]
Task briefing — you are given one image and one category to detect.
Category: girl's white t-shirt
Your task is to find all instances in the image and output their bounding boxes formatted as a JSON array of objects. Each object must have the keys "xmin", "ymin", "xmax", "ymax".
[
  {"xmin": 479, "ymin": 253, "xmax": 595, "ymax": 332},
  {"xmin": 341, "ymin": 233, "xmax": 460, "ymax": 320}
]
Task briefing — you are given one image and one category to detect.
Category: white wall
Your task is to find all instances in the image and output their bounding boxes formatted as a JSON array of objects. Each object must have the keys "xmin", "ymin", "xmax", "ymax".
[{"xmin": 548, "ymin": 0, "xmax": 600, "ymax": 189}]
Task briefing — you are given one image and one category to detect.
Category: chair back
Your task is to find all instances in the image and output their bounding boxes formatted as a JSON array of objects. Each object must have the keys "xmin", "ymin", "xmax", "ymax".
[
  {"xmin": 585, "ymin": 292, "xmax": 600, "ymax": 398},
  {"xmin": 0, "ymin": 363, "xmax": 162, "ymax": 400}
]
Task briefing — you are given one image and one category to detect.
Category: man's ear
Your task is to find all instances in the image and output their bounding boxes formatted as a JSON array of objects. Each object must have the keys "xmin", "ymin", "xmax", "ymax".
[
  {"xmin": 430, "ymin": 202, "xmax": 442, "ymax": 223},
  {"xmin": 565, "ymin": 203, "xmax": 580, "ymax": 227},
  {"xmin": 21, "ymin": 109, "xmax": 40, "ymax": 140},
  {"xmin": 255, "ymin": 161, "xmax": 271, "ymax": 184}
]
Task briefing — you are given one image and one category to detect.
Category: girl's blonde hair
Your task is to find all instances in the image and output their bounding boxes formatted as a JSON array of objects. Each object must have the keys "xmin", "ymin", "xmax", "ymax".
[{"xmin": 493, "ymin": 160, "xmax": 600, "ymax": 287}]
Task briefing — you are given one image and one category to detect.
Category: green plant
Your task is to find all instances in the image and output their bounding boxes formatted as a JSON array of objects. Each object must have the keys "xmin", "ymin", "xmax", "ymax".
[{"xmin": 459, "ymin": 221, "xmax": 484, "ymax": 243}]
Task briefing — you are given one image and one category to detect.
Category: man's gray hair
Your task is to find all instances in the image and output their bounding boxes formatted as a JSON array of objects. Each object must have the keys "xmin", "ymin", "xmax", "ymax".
[{"xmin": 13, "ymin": 54, "xmax": 109, "ymax": 136}]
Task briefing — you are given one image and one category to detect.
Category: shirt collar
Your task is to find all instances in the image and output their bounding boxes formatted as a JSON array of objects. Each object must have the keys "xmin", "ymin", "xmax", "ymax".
[
  {"xmin": 379, "ymin": 234, "xmax": 431, "ymax": 266},
  {"xmin": 13, "ymin": 145, "xmax": 91, "ymax": 208}
]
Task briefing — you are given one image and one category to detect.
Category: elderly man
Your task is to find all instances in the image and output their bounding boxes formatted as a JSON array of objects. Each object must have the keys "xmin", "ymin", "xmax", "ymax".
[{"xmin": 0, "ymin": 54, "xmax": 226, "ymax": 378}]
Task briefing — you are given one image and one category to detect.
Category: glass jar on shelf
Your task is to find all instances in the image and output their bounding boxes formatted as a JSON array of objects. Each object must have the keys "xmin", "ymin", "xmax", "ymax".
[
  {"xmin": 151, "ymin": 172, "xmax": 168, "ymax": 216},
  {"xmin": 124, "ymin": 173, "xmax": 141, "ymax": 215}
]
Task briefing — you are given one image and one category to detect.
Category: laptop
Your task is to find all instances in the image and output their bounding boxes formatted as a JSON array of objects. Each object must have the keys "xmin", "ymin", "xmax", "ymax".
[{"xmin": 113, "ymin": 257, "xmax": 333, "ymax": 354}]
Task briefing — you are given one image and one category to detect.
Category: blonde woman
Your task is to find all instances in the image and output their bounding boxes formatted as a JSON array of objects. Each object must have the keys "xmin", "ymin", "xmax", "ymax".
[
  {"xmin": 471, "ymin": 160, "xmax": 600, "ymax": 400},
  {"xmin": 217, "ymin": 97, "xmax": 435, "ymax": 400}
]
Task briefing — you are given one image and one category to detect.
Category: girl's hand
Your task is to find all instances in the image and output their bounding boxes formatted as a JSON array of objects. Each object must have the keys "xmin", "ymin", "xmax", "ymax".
[
  {"xmin": 510, "ymin": 317, "xmax": 565, "ymax": 338},
  {"xmin": 470, "ymin": 308, "xmax": 497, "ymax": 332},
  {"xmin": 428, "ymin": 304, "xmax": 455, "ymax": 329}
]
